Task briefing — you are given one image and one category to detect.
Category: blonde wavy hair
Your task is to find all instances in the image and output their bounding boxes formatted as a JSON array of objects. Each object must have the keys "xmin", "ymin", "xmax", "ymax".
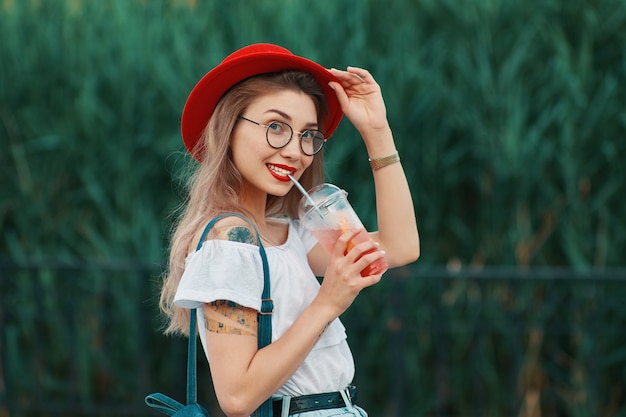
[{"xmin": 160, "ymin": 71, "xmax": 330, "ymax": 335}]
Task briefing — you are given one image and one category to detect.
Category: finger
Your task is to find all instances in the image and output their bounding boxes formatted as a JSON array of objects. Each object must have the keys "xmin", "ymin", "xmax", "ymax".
[
  {"xmin": 347, "ymin": 67, "xmax": 372, "ymax": 82},
  {"xmin": 354, "ymin": 248, "xmax": 387, "ymax": 272},
  {"xmin": 358, "ymin": 272, "xmax": 383, "ymax": 289},
  {"xmin": 328, "ymin": 81, "xmax": 350, "ymax": 112},
  {"xmin": 333, "ymin": 228, "xmax": 361, "ymax": 256},
  {"xmin": 329, "ymin": 68, "xmax": 367, "ymax": 87},
  {"xmin": 344, "ymin": 239, "xmax": 380, "ymax": 259}
]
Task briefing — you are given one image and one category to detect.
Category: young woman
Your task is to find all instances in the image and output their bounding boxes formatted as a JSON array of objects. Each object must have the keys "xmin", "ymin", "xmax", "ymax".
[{"xmin": 160, "ymin": 44, "xmax": 420, "ymax": 417}]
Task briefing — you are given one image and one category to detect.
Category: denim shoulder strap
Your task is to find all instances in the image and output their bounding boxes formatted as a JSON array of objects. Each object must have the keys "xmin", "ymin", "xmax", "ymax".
[
  {"xmin": 195, "ymin": 213, "xmax": 273, "ymax": 417},
  {"xmin": 197, "ymin": 213, "xmax": 273, "ymax": 332}
]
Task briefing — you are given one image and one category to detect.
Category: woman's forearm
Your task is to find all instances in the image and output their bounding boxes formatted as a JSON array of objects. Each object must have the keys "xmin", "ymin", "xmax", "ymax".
[{"xmin": 363, "ymin": 126, "xmax": 420, "ymax": 267}]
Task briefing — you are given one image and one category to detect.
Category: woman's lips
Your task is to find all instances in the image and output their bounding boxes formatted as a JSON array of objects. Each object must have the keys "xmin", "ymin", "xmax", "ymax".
[{"xmin": 267, "ymin": 163, "xmax": 295, "ymax": 182}]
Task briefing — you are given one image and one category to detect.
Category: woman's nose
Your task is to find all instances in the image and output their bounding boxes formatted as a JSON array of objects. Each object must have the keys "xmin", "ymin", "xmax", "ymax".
[{"xmin": 279, "ymin": 135, "xmax": 302, "ymax": 159}]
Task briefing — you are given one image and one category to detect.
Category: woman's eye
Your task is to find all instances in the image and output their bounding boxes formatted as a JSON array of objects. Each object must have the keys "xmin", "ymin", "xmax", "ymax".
[
  {"xmin": 302, "ymin": 130, "xmax": 323, "ymax": 141},
  {"xmin": 268, "ymin": 122, "xmax": 284, "ymax": 133}
]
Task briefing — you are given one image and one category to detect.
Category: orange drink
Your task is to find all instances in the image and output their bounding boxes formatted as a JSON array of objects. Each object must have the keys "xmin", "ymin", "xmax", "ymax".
[
  {"xmin": 298, "ymin": 183, "xmax": 388, "ymax": 277},
  {"xmin": 310, "ymin": 228, "xmax": 388, "ymax": 276}
]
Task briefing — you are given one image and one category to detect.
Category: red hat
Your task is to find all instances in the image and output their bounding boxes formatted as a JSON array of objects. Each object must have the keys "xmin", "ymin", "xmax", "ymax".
[{"xmin": 181, "ymin": 43, "xmax": 343, "ymax": 160}]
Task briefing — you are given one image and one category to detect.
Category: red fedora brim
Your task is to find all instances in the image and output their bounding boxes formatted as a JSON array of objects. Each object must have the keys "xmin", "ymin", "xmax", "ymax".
[{"xmin": 181, "ymin": 44, "xmax": 343, "ymax": 160}]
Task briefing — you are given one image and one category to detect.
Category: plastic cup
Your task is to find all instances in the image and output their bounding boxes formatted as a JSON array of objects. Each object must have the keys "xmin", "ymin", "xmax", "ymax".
[{"xmin": 298, "ymin": 183, "xmax": 388, "ymax": 276}]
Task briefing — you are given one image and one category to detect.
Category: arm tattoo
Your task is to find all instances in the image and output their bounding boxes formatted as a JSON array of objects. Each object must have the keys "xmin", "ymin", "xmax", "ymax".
[
  {"xmin": 204, "ymin": 300, "xmax": 258, "ymax": 336},
  {"xmin": 201, "ymin": 224, "xmax": 257, "ymax": 336},
  {"xmin": 213, "ymin": 226, "xmax": 256, "ymax": 245}
]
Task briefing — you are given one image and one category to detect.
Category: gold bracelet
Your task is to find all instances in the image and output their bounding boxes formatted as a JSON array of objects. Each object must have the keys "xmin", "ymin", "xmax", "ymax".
[{"xmin": 369, "ymin": 151, "xmax": 400, "ymax": 170}]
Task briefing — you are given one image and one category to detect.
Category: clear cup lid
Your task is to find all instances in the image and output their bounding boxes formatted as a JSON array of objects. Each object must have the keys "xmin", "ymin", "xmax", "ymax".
[{"xmin": 297, "ymin": 183, "xmax": 346, "ymax": 218}]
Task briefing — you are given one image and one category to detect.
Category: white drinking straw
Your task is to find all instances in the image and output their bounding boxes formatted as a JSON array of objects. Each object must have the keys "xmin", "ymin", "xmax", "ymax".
[{"xmin": 287, "ymin": 174, "xmax": 322, "ymax": 216}]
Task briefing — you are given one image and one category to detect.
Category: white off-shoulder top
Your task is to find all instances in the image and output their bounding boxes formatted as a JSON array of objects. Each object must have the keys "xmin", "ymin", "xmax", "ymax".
[{"xmin": 174, "ymin": 218, "xmax": 355, "ymax": 396}]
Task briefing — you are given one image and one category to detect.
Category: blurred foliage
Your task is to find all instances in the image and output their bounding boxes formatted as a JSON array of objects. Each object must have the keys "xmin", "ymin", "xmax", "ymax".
[
  {"xmin": 1, "ymin": 0, "xmax": 624, "ymax": 267},
  {"xmin": 1, "ymin": 0, "xmax": 626, "ymax": 416}
]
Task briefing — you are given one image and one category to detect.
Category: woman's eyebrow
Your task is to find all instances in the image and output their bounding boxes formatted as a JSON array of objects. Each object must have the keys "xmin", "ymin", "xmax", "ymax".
[
  {"xmin": 264, "ymin": 108, "xmax": 291, "ymax": 120},
  {"xmin": 264, "ymin": 109, "xmax": 319, "ymax": 128}
]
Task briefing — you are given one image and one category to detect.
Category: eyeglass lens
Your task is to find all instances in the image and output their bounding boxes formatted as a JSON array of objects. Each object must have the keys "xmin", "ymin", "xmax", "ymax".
[{"xmin": 266, "ymin": 121, "xmax": 325, "ymax": 156}]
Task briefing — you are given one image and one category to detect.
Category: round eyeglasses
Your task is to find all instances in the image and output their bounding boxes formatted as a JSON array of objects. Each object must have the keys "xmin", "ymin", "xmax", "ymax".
[{"xmin": 238, "ymin": 116, "xmax": 326, "ymax": 156}]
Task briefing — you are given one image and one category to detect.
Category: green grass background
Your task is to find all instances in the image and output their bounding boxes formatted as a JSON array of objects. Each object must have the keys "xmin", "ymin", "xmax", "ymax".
[{"xmin": 1, "ymin": 1, "xmax": 625, "ymax": 416}]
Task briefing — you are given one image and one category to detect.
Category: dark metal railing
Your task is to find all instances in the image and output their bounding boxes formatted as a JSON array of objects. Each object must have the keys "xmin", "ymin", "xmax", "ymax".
[{"xmin": 1, "ymin": 259, "xmax": 625, "ymax": 417}]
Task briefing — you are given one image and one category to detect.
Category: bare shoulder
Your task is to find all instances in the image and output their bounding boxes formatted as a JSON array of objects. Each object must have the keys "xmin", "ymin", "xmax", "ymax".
[
  {"xmin": 188, "ymin": 216, "xmax": 259, "ymax": 254},
  {"xmin": 207, "ymin": 217, "xmax": 258, "ymax": 245}
]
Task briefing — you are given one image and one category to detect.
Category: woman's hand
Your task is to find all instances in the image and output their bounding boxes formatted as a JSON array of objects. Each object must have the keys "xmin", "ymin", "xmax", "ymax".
[
  {"xmin": 328, "ymin": 67, "xmax": 389, "ymax": 135},
  {"xmin": 313, "ymin": 229, "xmax": 385, "ymax": 319}
]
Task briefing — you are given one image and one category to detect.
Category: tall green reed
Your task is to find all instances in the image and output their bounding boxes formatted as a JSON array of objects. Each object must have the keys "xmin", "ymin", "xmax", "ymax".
[
  {"xmin": 1, "ymin": 1, "xmax": 626, "ymax": 416},
  {"xmin": 1, "ymin": 0, "xmax": 624, "ymax": 266}
]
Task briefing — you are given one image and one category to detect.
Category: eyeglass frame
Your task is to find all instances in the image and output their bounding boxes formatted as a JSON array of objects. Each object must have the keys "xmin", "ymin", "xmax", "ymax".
[{"xmin": 237, "ymin": 116, "xmax": 327, "ymax": 156}]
